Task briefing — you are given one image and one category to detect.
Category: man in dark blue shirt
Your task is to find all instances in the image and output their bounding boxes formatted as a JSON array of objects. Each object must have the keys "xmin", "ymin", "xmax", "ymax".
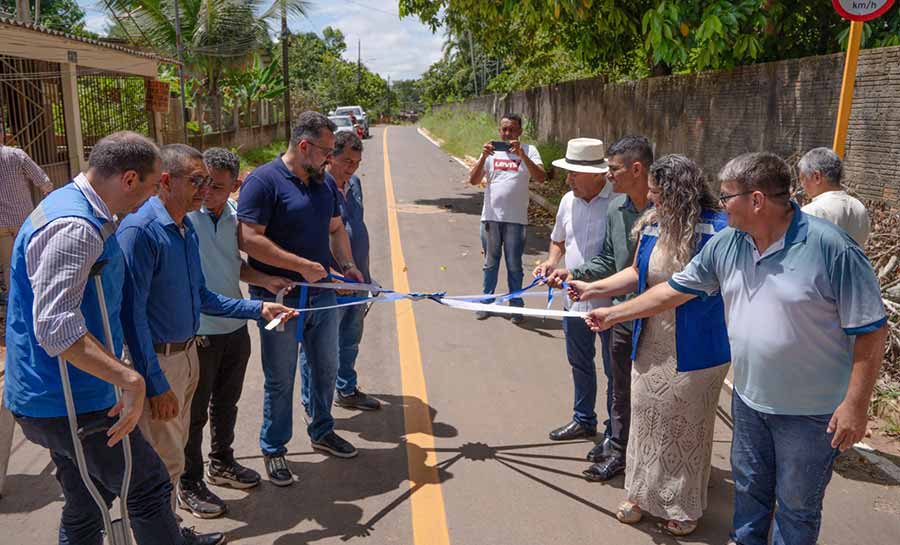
[
  {"xmin": 322, "ymin": 132, "xmax": 380, "ymax": 411},
  {"xmin": 117, "ymin": 144, "xmax": 293, "ymax": 516},
  {"xmin": 238, "ymin": 111, "xmax": 364, "ymax": 486}
]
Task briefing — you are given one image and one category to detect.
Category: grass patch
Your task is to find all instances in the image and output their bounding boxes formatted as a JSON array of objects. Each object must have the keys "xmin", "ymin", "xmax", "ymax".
[{"xmin": 233, "ymin": 140, "xmax": 287, "ymax": 172}]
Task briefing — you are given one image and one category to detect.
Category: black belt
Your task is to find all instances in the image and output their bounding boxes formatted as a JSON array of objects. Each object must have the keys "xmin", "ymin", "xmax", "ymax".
[{"xmin": 153, "ymin": 338, "xmax": 195, "ymax": 356}]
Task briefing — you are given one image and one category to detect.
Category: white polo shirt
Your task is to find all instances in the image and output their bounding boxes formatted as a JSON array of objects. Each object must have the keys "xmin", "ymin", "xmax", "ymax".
[
  {"xmin": 550, "ymin": 183, "xmax": 615, "ymax": 312},
  {"xmin": 801, "ymin": 190, "xmax": 870, "ymax": 246}
]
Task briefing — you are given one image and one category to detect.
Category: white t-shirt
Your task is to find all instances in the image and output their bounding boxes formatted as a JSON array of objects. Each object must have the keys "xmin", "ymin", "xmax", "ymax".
[
  {"xmin": 481, "ymin": 144, "xmax": 543, "ymax": 225},
  {"xmin": 801, "ymin": 190, "xmax": 870, "ymax": 246},
  {"xmin": 550, "ymin": 185, "xmax": 615, "ymax": 312}
]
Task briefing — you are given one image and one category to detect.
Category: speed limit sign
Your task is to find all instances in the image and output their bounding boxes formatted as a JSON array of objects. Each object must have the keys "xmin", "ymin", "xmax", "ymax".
[{"xmin": 833, "ymin": 0, "xmax": 896, "ymax": 21}]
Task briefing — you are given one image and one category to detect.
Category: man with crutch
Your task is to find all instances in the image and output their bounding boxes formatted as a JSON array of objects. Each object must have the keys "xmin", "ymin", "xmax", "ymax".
[{"xmin": 3, "ymin": 132, "xmax": 223, "ymax": 544}]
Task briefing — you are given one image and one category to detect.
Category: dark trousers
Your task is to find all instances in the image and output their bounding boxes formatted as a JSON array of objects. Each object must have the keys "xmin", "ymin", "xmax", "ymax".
[
  {"xmin": 608, "ymin": 323, "xmax": 633, "ymax": 447},
  {"xmin": 15, "ymin": 410, "xmax": 183, "ymax": 545},
  {"xmin": 183, "ymin": 325, "xmax": 252, "ymax": 484},
  {"xmin": 562, "ymin": 316, "xmax": 611, "ymax": 432}
]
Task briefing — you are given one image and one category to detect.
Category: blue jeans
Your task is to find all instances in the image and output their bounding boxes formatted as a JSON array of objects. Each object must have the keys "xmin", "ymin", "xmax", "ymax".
[
  {"xmin": 15, "ymin": 410, "xmax": 184, "ymax": 545},
  {"xmin": 258, "ymin": 289, "xmax": 339, "ymax": 452},
  {"xmin": 730, "ymin": 393, "xmax": 839, "ymax": 545},
  {"xmin": 480, "ymin": 221, "xmax": 526, "ymax": 307},
  {"xmin": 562, "ymin": 316, "xmax": 611, "ymax": 431},
  {"xmin": 335, "ymin": 303, "xmax": 366, "ymax": 395}
]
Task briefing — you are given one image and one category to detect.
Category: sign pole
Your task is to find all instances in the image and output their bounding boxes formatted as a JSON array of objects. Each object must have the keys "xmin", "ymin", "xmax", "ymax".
[{"xmin": 832, "ymin": 20, "xmax": 864, "ymax": 159}]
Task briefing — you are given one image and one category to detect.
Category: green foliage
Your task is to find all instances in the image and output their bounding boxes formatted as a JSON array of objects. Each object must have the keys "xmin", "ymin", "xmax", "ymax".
[
  {"xmin": 419, "ymin": 109, "xmax": 498, "ymax": 159},
  {"xmin": 0, "ymin": 0, "xmax": 89, "ymax": 35},
  {"xmin": 234, "ymin": 139, "xmax": 287, "ymax": 170}
]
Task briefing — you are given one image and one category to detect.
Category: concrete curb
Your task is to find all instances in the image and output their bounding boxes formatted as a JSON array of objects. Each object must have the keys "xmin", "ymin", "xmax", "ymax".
[{"xmin": 416, "ymin": 127, "xmax": 559, "ymax": 215}]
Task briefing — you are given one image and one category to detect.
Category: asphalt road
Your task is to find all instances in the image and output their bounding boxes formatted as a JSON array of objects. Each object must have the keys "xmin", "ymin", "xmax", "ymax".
[{"xmin": 1, "ymin": 125, "xmax": 898, "ymax": 544}]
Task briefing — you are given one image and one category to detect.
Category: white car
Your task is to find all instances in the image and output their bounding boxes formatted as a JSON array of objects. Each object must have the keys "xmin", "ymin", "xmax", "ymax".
[
  {"xmin": 331, "ymin": 106, "xmax": 369, "ymax": 138},
  {"xmin": 328, "ymin": 115, "xmax": 356, "ymax": 135}
]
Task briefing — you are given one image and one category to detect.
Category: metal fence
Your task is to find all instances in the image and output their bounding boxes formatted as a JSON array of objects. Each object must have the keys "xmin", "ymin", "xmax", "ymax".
[
  {"xmin": 0, "ymin": 55, "xmax": 70, "ymax": 186},
  {"xmin": 77, "ymin": 71, "xmax": 152, "ymax": 157}
]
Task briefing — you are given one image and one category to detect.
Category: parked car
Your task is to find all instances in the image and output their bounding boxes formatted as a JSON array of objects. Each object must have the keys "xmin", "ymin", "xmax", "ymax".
[
  {"xmin": 328, "ymin": 115, "xmax": 356, "ymax": 135},
  {"xmin": 330, "ymin": 106, "xmax": 369, "ymax": 138}
]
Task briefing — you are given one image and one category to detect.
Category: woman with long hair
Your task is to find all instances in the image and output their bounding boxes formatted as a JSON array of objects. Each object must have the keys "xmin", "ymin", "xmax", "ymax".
[{"xmin": 568, "ymin": 154, "xmax": 731, "ymax": 535}]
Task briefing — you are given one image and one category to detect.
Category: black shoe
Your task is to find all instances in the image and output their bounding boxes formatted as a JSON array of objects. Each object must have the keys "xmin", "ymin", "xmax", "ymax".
[
  {"xmin": 264, "ymin": 454, "xmax": 295, "ymax": 487},
  {"xmin": 181, "ymin": 526, "xmax": 226, "ymax": 545},
  {"xmin": 207, "ymin": 459, "xmax": 261, "ymax": 490},
  {"xmin": 311, "ymin": 431, "xmax": 358, "ymax": 458},
  {"xmin": 475, "ymin": 310, "xmax": 491, "ymax": 320},
  {"xmin": 510, "ymin": 313, "xmax": 525, "ymax": 325},
  {"xmin": 178, "ymin": 480, "xmax": 226, "ymax": 519},
  {"xmin": 335, "ymin": 388, "xmax": 382, "ymax": 411},
  {"xmin": 586, "ymin": 437, "xmax": 622, "ymax": 463},
  {"xmin": 582, "ymin": 453, "xmax": 626, "ymax": 482},
  {"xmin": 549, "ymin": 420, "xmax": 597, "ymax": 441}
]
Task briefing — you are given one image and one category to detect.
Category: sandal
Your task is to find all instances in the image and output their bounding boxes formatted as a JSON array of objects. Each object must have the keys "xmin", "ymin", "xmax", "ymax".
[
  {"xmin": 662, "ymin": 519, "xmax": 698, "ymax": 536},
  {"xmin": 616, "ymin": 501, "xmax": 643, "ymax": 524}
]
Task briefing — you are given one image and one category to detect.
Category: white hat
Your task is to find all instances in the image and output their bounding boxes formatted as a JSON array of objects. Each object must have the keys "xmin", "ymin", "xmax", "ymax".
[{"xmin": 551, "ymin": 138, "xmax": 609, "ymax": 173}]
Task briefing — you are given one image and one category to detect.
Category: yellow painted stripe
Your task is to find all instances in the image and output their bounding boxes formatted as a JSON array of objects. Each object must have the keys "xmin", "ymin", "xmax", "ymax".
[{"xmin": 382, "ymin": 127, "xmax": 451, "ymax": 545}]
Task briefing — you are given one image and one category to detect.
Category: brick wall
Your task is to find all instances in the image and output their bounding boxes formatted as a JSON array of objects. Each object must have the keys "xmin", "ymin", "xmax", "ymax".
[{"xmin": 439, "ymin": 47, "xmax": 900, "ymax": 203}]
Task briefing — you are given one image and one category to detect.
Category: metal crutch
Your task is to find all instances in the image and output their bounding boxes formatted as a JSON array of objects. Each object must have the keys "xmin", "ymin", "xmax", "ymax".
[{"xmin": 57, "ymin": 261, "xmax": 133, "ymax": 545}]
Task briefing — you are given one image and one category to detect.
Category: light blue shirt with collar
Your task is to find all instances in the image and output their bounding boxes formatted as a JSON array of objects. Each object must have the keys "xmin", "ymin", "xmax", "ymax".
[
  {"xmin": 669, "ymin": 202, "xmax": 886, "ymax": 415},
  {"xmin": 188, "ymin": 199, "xmax": 246, "ymax": 335}
]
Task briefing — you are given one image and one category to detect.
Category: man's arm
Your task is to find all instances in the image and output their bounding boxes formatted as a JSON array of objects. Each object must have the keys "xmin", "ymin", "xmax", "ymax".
[
  {"xmin": 828, "ymin": 325, "xmax": 888, "ymax": 451},
  {"xmin": 18, "ymin": 149, "xmax": 53, "ymax": 195},
  {"xmin": 239, "ymin": 261, "xmax": 294, "ymax": 295},
  {"xmin": 585, "ymin": 282, "xmax": 695, "ymax": 331},
  {"xmin": 534, "ymin": 240, "xmax": 565, "ymax": 278},
  {"xmin": 238, "ymin": 221, "xmax": 326, "ymax": 282},
  {"xmin": 328, "ymin": 216, "xmax": 364, "ymax": 282},
  {"xmin": 468, "ymin": 142, "xmax": 493, "ymax": 186},
  {"xmin": 509, "ymin": 141, "xmax": 545, "ymax": 183}
]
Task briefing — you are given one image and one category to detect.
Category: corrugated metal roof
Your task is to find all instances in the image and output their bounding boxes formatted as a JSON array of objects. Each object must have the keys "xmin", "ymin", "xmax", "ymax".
[{"xmin": 0, "ymin": 16, "xmax": 178, "ymax": 64}]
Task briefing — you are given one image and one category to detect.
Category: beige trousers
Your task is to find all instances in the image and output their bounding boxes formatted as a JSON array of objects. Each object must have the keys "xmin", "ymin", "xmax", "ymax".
[
  {"xmin": 138, "ymin": 343, "xmax": 200, "ymax": 510},
  {"xmin": 0, "ymin": 226, "xmax": 18, "ymax": 293}
]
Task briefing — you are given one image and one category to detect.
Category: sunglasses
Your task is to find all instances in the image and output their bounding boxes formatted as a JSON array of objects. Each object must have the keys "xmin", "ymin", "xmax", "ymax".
[{"xmin": 184, "ymin": 174, "xmax": 213, "ymax": 189}]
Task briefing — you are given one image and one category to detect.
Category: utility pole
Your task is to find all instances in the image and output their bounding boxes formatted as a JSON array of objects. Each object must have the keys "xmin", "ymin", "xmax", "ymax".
[
  {"xmin": 281, "ymin": 0, "xmax": 291, "ymax": 142},
  {"xmin": 356, "ymin": 39, "xmax": 361, "ymax": 96},
  {"xmin": 33, "ymin": 0, "xmax": 40, "ymax": 26},
  {"xmin": 173, "ymin": 0, "xmax": 189, "ymax": 143},
  {"xmin": 14, "ymin": 0, "xmax": 32, "ymax": 23},
  {"xmin": 468, "ymin": 31, "xmax": 478, "ymax": 96}
]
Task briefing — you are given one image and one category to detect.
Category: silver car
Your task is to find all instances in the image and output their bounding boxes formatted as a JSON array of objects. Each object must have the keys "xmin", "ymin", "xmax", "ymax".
[
  {"xmin": 332, "ymin": 106, "xmax": 369, "ymax": 138},
  {"xmin": 328, "ymin": 115, "xmax": 356, "ymax": 135}
]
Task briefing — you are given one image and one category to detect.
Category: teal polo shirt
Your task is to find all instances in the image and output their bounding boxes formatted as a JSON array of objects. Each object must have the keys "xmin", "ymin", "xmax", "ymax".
[
  {"xmin": 669, "ymin": 202, "xmax": 886, "ymax": 416},
  {"xmin": 188, "ymin": 200, "xmax": 246, "ymax": 335}
]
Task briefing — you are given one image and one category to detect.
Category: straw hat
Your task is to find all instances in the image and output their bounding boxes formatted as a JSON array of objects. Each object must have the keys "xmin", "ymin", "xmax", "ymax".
[{"xmin": 551, "ymin": 138, "xmax": 609, "ymax": 173}]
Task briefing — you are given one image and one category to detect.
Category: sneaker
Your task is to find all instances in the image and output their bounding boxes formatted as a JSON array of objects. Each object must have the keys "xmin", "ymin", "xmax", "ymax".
[
  {"xmin": 335, "ymin": 388, "xmax": 382, "ymax": 411},
  {"xmin": 475, "ymin": 310, "xmax": 490, "ymax": 320},
  {"xmin": 178, "ymin": 480, "xmax": 226, "ymax": 519},
  {"xmin": 264, "ymin": 454, "xmax": 295, "ymax": 487},
  {"xmin": 510, "ymin": 313, "xmax": 525, "ymax": 325},
  {"xmin": 207, "ymin": 460, "xmax": 261, "ymax": 490},
  {"xmin": 181, "ymin": 527, "xmax": 226, "ymax": 545},
  {"xmin": 311, "ymin": 431, "xmax": 358, "ymax": 458}
]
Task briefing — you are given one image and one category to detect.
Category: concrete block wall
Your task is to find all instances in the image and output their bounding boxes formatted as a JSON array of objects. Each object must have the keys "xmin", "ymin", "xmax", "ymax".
[{"xmin": 439, "ymin": 47, "xmax": 900, "ymax": 203}]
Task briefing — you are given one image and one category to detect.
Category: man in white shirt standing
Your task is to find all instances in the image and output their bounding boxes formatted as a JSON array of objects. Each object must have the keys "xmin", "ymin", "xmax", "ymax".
[
  {"xmin": 799, "ymin": 147, "xmax": 870, "ymax": 246},
  {"xmin": 534, "ymin": 138, "xmax": 615, "ymax": 441},
  {"xmin": 468, "ymin": 114, "xmax": 546, "ymax": 324}
]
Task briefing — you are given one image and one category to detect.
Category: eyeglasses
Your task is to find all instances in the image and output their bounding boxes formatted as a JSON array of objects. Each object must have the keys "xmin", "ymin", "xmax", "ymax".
[
  {"xmin": 718, "ymin": 190, "xmax": 790, "ymax": 206},
  {"xmin": 304, "ymin": 140, "xmax": 334, "ymax": 156}
]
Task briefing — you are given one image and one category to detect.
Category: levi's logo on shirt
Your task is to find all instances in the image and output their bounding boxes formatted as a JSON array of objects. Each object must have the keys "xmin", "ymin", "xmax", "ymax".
[{"xmin": 493, "ymin": 158, "xmax": 521, "ymax": 171}]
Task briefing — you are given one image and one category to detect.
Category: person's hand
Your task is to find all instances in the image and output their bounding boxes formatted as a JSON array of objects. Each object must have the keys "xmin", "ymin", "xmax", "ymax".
[
  {"xmin": 343, "ymin": 266, "xmax": 365, "ymax": 284},
  {"xmin": 544, "ymin": 268, "xmax": 570, "ymax": 289},
  {"xmin": 481, "ymin": 141, "xmax": 495, "ymax": 158},
  {"xmin": 106, "ymin": 370, "xmax": 145, "ymax": 446},
  {"xmin": 827, "ymin": 399, "xmax": 869, "ymax": 451},
  {"xmin": 262, "ymin": 275, "xmax": 294, "ymax": 297},
  {"xmin": 149, "ymin": 390, "xmax": 179, "ymax": 421},
  {"xmin": 533, "ymin": 260, "xmax": 555, "ymax": 280},
  {"xmin": 567, "ymin": 280, "xmax": 593, "ymax": 301},
  {"xmin": 299, "ymin": 261, "xmax": 327, "ymax": 283},
  {"xmin": 261, "ymin": 302, "xmax": 299, "ymax": 323},
  {"xmin": 508, "ymin": 140, "xmax": 522, "ymax": 156},
  {"xmin": 584, "ymin": 307, "xmax": 615, "ymax": 332}
]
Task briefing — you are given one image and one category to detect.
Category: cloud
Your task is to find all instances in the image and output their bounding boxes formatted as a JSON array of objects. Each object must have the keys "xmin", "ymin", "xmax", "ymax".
[
  {"xmin": 302, "ymin": 0, "xmax": 444, "ymax": 81},
  {"xmin": 83, "ymin": 10, "xmax": 111, "ymax": 35}
]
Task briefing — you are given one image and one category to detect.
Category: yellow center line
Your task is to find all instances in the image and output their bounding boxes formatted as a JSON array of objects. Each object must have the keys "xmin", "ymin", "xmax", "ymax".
[{"xmin": 382, "ymin": 127, "xmax": 451, "ymax": 545}]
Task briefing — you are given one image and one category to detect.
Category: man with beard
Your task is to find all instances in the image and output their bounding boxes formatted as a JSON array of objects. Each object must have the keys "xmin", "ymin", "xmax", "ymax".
[
  {"xmin": 238, "ymin": 111, "xmax": 364, "ymax": 486},
  {"xmin": 117, "ymin": 144, "xmax": 294, "ymax": 521}
]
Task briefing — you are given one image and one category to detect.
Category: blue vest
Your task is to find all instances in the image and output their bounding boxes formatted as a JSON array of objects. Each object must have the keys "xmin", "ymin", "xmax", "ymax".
[
  {"xmin": 4, "ymin": 182, "xmax": 125, "ymax": 417},
  {"xmin": 632, "ymin": 209, "xmax": 730, "ymax": 372}
]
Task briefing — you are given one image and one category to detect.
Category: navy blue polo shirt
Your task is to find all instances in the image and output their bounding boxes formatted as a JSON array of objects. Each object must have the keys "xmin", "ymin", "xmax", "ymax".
[{"xmin": 237, "ymin": 156, "xmax": 339, "ymax": 293}]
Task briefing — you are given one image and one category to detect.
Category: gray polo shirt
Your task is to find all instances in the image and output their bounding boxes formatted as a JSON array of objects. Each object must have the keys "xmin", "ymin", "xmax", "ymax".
[{"xmin": 669, "ymin": 203, "xmax": 886, "ymax": 416}]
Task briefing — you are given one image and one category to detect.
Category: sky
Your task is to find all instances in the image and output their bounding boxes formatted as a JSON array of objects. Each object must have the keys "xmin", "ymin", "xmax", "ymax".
[{"xmin": 78, "ymin": 0, "xmax": 445, "ymax": 81}]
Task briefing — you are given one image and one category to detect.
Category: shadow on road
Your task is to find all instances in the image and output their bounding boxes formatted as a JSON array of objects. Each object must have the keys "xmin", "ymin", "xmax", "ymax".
[
  {"xmin": 222, "ymin": 394, "xmax": 458, "ymax": 544},
  {"xmin": 0, "ymin": 460, "xmax": 60, "ymax": 513}
]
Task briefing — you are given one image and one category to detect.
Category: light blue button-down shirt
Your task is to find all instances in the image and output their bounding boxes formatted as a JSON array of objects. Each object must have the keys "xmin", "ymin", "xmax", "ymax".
[{"xmin": 669, "ymin": 202, "xmax": 886, "ymax": 415}]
